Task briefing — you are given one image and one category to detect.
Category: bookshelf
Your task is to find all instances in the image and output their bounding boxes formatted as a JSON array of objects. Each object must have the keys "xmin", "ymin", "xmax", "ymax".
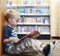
[{"xmin": 6, "ymin": 0, "xmax": 51, "ymax": 39}]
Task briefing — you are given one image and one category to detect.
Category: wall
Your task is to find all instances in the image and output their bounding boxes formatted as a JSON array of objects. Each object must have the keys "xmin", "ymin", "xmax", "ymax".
[
  {"xmin": 50, "ymin": 0, "xmax": 58, "ymax": 36},
  {"xmin": 50, "ymin": 0, "xmax": 60, "ymax": 37},
  {"xmin": 58, "ymin": 0, "xmax": 60, "ymax": 37},
  {"xmin": 0, "ymin": 0, "xmax": 6, "ymax": 56}
]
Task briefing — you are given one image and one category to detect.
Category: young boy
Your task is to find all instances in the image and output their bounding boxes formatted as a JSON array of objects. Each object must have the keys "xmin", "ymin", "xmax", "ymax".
[{"xmin": 3, "ymin": 10, "xmax": 57, "ymax": 56}]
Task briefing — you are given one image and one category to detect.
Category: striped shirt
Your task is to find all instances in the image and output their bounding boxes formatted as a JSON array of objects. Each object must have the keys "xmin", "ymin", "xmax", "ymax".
[{"xmin": 3, "ymin": 25, "xmax": 17, "ymax": 52}]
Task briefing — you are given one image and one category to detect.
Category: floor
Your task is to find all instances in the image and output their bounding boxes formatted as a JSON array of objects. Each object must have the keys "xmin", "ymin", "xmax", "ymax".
[{"xmin": 3, "ymin": 39, "xmax": 60, "ymax": 56}]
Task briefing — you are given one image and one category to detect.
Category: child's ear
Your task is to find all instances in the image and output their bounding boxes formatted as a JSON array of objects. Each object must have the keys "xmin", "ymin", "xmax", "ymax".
[{"xmin": 8, "ymin": 18, "xmax": 12, "ymax": 22}]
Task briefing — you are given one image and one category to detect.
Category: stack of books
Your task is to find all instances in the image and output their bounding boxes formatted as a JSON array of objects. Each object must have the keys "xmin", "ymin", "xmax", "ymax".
[
  {"xmin": 17, "ymin": 7, "xmax": 49, "ymax": 14},
  {"xmin": 17, "ymin": 26, "xmax": 36, "ymax": 32},
  {"xmin": 20, "ymin": 17, "xmax": 50, "ymax": 24}
]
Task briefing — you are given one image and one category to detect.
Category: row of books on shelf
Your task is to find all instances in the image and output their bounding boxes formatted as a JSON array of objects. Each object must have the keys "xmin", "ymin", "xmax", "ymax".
[
  {"xmin": 6, "ymin": 0, "xmax": 48, "ymax": 6},
  {"xmin": 17, "ymin": 8, "xmax": 49, "ymax": 14},
  {"xmin": 17, "ymin": 26, "xmax": 50, "ymax": 34},
  {"xmin": 19, "ymin": 17, "xmax": 50, "ymax": 24}
]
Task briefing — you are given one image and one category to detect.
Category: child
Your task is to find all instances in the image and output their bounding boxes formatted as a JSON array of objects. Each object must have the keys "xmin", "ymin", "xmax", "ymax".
[{"xmin": 3, "ymin": 10, "xmax": 57, "ymax": 56}]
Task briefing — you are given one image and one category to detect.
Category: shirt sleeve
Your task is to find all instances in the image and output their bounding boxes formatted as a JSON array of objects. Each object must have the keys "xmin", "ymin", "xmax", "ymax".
[{"xmin": 3, "ymin": 27, "xmax": 10, "ymax": 40}]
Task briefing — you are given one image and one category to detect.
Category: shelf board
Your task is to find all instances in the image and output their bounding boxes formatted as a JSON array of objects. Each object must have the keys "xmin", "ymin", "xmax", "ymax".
[
  {"xmin": 41, "ymin": 33, "xmax": 50, "ymax": 35},
  {"xmin": 6, "ymin": 5, "xmax": 17, "ymax": 8},
  {"xmin": 6, "ymin": 4, "xmax": 49, "ymax": 8},
  {"xmin": 20, "ymin": 14, "xmax": 50, "ymax": 16},
  {"xmin": 17, "ymin": 32, "xmax": 50, "ymax": 35},
  {"xmin": 17, "ymin": 32, "xmax": 30, "ymax": 34},
  {"xmin": 17, "ymin": 4, "xmax": 49, "ymax": 8},
  {"xmin": 17, "ymin": 23, "xmax": 50, "ymax": 25}
]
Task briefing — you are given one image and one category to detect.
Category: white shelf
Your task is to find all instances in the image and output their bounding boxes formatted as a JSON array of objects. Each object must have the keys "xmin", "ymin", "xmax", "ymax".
[
  {"xmin": 17, "ymin": 4, "xmax": 49, "ymax": 7},
  {"xmin": 17, "ymin": 32, "xmax": 50, "ymax": 35},
  {"xmin": 6, "ymin": 4, "xmax": 49, "ymax": 8},
  {"xmin": 17, "ymin": 23, "xmax": 50, "ymax": 25},
  {"xmin": 20, "ymin": 14, "xmax": 50, "ymax": 16},
  {"xmin": 41, "ymin": 33, "xmax": 50, "ymax": 35},
  {"xmin": 6, "ymin": 5, "xmax": 17, "ymax": 8},
  {"xmin": 17, "ymin": 32, "xmax": 30, "ymax": 34}
]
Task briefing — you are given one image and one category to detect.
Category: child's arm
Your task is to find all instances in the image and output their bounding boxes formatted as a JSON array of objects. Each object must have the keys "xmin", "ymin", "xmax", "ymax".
[
  {"xmin": 3, "ymin": 39, "xmax": 12, "ymax": 44},
  {"xmin": 3, "ymin": 37, "xmax": 21, "ymax": 44}
]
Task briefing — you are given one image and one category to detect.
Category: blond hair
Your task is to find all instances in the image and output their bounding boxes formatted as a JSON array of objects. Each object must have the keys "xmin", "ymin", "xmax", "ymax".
[{"xmin": 5, "ymin": 9, "xmax": 20, "ymax": 22}]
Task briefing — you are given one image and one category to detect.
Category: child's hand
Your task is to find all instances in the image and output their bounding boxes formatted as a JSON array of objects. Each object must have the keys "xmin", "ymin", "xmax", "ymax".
[
  {"xmin": 13, "ymin": 38, "xmax": 21, "ymax": 43},
  {"xmin": 10, "ymin": 37, "xmax": 21, "ymax": 43}
]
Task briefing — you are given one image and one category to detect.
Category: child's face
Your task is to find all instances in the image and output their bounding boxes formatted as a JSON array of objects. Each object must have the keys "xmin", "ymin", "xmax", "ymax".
[{"xmin": 8, "ymin": 17, "xmax": 19, "ymax": 27}]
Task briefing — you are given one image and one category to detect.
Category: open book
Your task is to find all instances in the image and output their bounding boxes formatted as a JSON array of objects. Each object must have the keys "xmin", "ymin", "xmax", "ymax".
[{"xmin": 16, "ymin": 30, "xmax": 40, "ymax": 44}]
